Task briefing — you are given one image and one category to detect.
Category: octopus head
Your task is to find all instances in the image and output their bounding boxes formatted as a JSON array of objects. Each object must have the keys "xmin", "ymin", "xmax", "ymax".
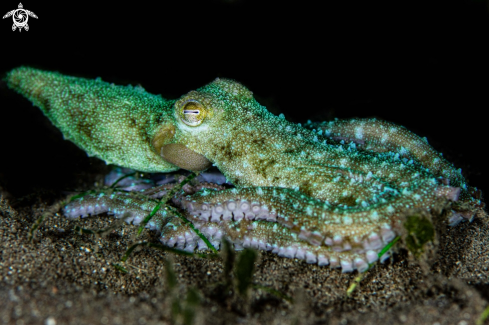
[
  {"xmin": 174, "ymin": 77, "xmax": 255, "ymax": 131},
  {"xmin": 158, "ymin": 78, "xmax": 268, "ymax": 175}
]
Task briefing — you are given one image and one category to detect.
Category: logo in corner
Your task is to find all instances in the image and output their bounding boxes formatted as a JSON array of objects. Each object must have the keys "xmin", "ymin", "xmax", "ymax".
[{"xmin": 3, "ymin": 3, "xmax": 37, "ymax": 32}]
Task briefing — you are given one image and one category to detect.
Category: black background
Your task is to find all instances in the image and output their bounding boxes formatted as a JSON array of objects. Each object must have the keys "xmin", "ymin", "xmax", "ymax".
[{"xmin": 0, "ymin": 0, "xmax": 488, "ymax": 198}]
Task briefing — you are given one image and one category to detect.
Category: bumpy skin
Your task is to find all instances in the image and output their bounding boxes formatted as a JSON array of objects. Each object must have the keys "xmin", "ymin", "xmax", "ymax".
[
  {"xmin": 6, "ymin": 67, "xmax": 178, "ymax": 172},
  {"xmin": 6, "ymin": 67, "xmax": 482, "ymax": 272}
]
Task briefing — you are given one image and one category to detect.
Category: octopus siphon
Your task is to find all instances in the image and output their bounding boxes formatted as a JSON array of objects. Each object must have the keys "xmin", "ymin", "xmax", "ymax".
[{"xmin": 5, "ymin": 67, "xmax": 484, "ymax": 272}]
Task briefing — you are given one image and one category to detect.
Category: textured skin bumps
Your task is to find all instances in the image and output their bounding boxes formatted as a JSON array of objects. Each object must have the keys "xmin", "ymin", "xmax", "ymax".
[{"xmin": 7, "ymin": 67, "xmax": 178, "ymax": 172}]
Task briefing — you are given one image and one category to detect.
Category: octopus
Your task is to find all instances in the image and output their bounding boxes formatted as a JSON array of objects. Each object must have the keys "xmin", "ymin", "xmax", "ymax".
[{"xmin": 6, "ymin": 67, "xmax": 484, "ymax": 272}]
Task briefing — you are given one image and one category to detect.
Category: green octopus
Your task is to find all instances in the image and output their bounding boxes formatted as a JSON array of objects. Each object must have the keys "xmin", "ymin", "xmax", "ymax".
[{"xmin": 5, "ymin": 67, "xmax": 482, "ymax": 272}]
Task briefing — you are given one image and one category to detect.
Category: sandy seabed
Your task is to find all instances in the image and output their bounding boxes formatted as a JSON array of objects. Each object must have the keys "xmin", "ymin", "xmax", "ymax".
[{"xmin": 0, "ymin": 169, "xmax": 488, "ymax": 325}]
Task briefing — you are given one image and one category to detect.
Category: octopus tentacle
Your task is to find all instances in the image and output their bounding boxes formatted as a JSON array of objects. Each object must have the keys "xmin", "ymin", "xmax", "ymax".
[
  {"xmin": 305, "ymin": 118, "xmax": 478, "ymax": 202},
  {"xmin": 181, "ymin": 182, "xmax": 454, "ymax": 246},
  {"xmin": 165, "ymin": 216, "xmax": 391, "ymax": 272},
  {"xmin": 64, "ymin": 186, "xmax": 395, "ymax": 273},
  {"xmin": 64, "ymin": 191, "xmax": 170, "ymax": 230},
  {"xmin": 64, "ymin": 179, "xmax": 228, "ymax": 224}
]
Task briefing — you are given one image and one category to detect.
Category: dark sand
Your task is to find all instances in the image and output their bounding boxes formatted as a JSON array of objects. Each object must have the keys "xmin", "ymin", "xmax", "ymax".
[{"xmin": 1, "ymin": 158, "xmax": 488, "ymax": 325}]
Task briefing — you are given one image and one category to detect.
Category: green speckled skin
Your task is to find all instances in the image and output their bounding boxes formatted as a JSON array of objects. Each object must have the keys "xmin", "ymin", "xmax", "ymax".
[{"xmin": 7, "ymin": 67, "xmax": 178, "ymax": 172}]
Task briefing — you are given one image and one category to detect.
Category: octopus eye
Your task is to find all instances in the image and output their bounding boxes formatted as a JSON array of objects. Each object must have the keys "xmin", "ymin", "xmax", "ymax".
[{"xmin": 180, "ymin": 100, "xmax": 206, "ymax": 126}]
